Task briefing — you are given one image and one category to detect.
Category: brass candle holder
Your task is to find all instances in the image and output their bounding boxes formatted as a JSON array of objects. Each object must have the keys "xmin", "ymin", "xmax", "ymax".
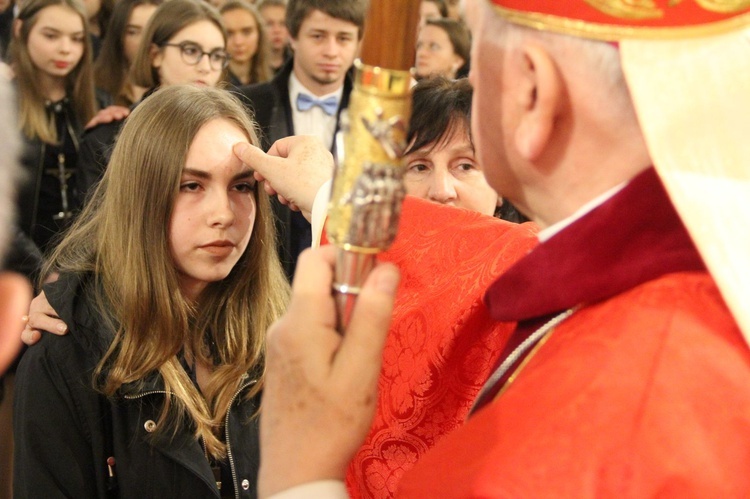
[{"xmin": 327, "ymin": 60, "xmax": 413, "ymax": 331}]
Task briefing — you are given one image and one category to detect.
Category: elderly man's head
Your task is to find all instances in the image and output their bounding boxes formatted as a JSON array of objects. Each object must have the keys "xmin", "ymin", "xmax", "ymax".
[{"xmin": 462, "ymin": 0, "xmax": 648, "ymax": 226}]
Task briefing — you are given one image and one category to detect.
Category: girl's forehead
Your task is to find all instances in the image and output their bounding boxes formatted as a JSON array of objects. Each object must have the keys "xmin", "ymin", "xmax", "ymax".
[{"xmin": 33, "ymin": 5, "xmax": 84, "ymax": 29}]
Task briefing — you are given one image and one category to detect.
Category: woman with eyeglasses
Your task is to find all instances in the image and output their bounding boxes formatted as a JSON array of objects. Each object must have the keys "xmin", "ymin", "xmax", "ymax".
[{"xmin": 76, "ymin": 0, "xmax": 231, "ymax": 205}]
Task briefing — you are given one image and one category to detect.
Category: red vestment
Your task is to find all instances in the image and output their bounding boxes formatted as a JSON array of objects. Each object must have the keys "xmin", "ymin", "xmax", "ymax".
[
  {"xmin": 339, "ymin": 197, "xmax": 539, "ymax": 498},
  {"xmin": 396, "ymin": 169, "xmax": 750, "ymax": 497}
]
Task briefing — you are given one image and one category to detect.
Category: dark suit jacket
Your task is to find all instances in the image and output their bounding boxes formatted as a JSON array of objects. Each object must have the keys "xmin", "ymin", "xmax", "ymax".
[
  {"xmin": 0, "ymin": 7, "xmax": 13, "ymax": 61},
  {"xmin": 238, "ymin": 59, "xmax": 354, "ymax": 281}
]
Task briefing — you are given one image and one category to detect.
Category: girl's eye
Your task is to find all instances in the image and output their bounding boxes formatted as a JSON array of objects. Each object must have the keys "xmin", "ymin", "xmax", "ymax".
[
  {"xmin": 180, "ymin": 182, "xmax": 201, "ymax": 192},
  {"xmin": 72, "ymin": 36, "xmax": 85, "ymax": 44},
  {"xmin": 234, "ymin": 182, "xmax": 256, "ymax": 193},
  {"xmin": 182, "ymin": 45, "xmax": 201, "ymax": 57}
]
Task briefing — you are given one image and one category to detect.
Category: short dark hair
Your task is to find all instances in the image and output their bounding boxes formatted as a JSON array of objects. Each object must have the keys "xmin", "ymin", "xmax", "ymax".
[
  {"xmin": 286, "ymin": 0, "xmax": 368, "ymax": 39},
  {"xmin": 405, "ymin": 76, "xmax": 473, "ymax": 156},
  {"xmin": 425, "ymin": 18, "xmax": 471, "ymax": 66},
  {"xmin": 424, "ymin": 0, "xmax": 448, "ymax": 18}
]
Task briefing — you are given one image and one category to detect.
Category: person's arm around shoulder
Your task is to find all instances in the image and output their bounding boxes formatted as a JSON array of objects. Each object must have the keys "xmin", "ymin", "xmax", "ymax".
[
  {"xmin": 259, "ymin": 246, "xmax": 399, "ymax": 498},
  {"xmin": 21, "ymin": 290, "xmax": 68, "ymax": 345}
]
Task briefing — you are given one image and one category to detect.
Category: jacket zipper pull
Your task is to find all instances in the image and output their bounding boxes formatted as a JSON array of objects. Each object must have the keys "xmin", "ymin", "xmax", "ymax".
[{"xmin": 106, "ymin": 456, "xmax": 118, "ymax": 492}]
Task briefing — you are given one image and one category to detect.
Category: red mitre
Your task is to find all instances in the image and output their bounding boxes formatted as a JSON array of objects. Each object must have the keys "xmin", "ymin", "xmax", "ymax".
[{"xmin": 487, "ymin": 0, "xmax": 750, "ymax": 40}]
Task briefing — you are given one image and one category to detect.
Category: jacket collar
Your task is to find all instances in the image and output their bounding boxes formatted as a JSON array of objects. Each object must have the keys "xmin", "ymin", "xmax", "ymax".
[{"xmin": 486, "ymin": 167, "xmax": 707, "ymax": 322}]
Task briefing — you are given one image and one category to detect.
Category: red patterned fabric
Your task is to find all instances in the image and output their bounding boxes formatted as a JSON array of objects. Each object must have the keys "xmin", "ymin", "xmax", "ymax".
[
  {"xmin": 338, "ymin": 196, "xmax": 539, "ymax": 498},
  {"xmin": 491, "ymin": 0, "xmax": 750, "ymax": 29},
  {"xmin": 399, "ymin": 274, "xmax": 750, "ymax": 497},
  {"xmin": 396, "ymin": 169, "xmax": 750, "ymax": 497}
]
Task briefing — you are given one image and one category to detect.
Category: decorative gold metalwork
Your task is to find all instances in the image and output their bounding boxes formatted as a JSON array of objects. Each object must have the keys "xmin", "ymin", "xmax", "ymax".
[
  {"xmin": 696, "ymin": 0, "xmax": 750, "ymax": 13},
  {"xmin": 327, "ymin": 59, "xmax": 412, "ymax": 252},
  {"xmin": 326, "ymin": 59, "xmax": 412, "ymax": 331},
  {"xmin": 492, "ymin": 3, "xmax": 750, "ymax": 41}
]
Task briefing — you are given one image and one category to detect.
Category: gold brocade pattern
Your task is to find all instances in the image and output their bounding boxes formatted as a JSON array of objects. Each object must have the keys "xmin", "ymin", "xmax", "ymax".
[
  {"xmin": 584, "ymin": 0, "xmax": 663, "ymax": 20},
  {"xmin": 492, "ymin": 3, "xmax": 750, "ymax": 40},
  {"xmin": 584, "ymin": 0, "xmax": 750, "ymax": 18},
  {"xmin": 696, "ymin": 0, "xmax": 750, "ymax": 13}
]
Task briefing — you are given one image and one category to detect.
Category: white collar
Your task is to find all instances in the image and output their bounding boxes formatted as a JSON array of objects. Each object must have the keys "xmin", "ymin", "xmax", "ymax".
[{"xmin": 537, "ymin": 181, "xmax": 629, "ymax": 242}]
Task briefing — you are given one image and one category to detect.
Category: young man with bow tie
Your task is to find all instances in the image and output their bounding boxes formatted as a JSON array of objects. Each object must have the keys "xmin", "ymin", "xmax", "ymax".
[{"xmin": 239, "ymin": 0, "xmax": 366, "ymax": 281}]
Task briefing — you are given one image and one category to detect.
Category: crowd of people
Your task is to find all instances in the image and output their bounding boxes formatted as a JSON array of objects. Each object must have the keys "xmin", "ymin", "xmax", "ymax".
[{"xmin": 1, "ymin": 0, "xmax": 749, "ymax": 497}]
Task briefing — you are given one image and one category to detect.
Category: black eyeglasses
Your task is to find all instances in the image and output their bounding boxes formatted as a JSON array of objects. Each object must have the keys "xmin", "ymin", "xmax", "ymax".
[{"xmin": 160, "ymin": 41, "xmax": 229, "ymax": 71}]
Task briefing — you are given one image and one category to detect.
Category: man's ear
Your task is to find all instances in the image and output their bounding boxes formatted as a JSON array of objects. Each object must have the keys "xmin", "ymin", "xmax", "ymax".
[
  {"xmin": 0, "ymin": 272, "xmax": 32, "ymax": 375},
  {"xmin": 514, "ymin": 43, "xmax": 563, "ymax": 162}
]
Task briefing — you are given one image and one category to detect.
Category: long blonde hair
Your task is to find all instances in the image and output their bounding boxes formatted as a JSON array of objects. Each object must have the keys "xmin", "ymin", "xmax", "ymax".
[
  {"xmin": 43, "ymin": 85, "xmax": 290, "ymax": 458},
  {"xmin": 10, "ymin": 0, "xmax": 96, "ymax": 144}
]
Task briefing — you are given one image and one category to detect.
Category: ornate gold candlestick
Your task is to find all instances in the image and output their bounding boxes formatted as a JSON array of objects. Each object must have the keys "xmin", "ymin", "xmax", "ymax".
[{"xmin": 327, "ymin": 61, "xmax": 412, "ymax": 330}]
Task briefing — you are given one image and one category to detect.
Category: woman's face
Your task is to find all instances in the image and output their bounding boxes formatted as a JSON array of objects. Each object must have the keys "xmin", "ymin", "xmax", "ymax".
[
  {"xmin": 404, "ymin": 123, "xmax": 499, "ymax": 216},
  {"xmin": 259, "ymin": 4, "xmax": 288, "ymax": 52},
  {"xmin": 415, "ymin": 24, "xmax": 463, "ymax": 79},
  {"xmin": 123, "ymin": 3, "xmax": 158, "ymax": 65},
  {"xmin": 169, "ymin": 118, "xmax": 257, "ymax": 302},
  {"xmin": 152, "ymin": 20, "xmax": 226, "ymax": 87},
  {"xmin": 25, "ymin": 5, "xmax": 85, "ymax": 82},
  {"xmin": 223, "ymin": 8, "xmax": 259, "ymax": 65}
]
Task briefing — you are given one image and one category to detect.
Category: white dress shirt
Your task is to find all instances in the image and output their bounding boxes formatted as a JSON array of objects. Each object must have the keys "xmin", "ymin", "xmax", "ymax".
[{"xmin": 288, "ymin": 73, "xmax": 343, "ymax": 150}]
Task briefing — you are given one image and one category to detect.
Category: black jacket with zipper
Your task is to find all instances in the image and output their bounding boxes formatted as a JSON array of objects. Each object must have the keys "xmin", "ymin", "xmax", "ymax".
[
  {"xmin": 16, "ymin": 90, "xmax": 111, "ymax": 254},
  {"xmin": 13, "ymin": 273, "xmax": 261, "ymax": 499},
  {"xmin": 17, "ymin": 98, "xmax": 83, "ymax": 254}
]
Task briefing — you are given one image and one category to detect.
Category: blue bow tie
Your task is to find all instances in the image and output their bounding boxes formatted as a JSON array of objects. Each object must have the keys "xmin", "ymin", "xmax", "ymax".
[{"xmin": 296, "ymin": 93, "xmax": 339, "ymax": 116}]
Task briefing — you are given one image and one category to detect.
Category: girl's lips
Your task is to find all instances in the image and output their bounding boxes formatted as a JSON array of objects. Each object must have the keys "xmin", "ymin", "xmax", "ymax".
[{"xmin": 54, "ymin": 61, "xmax": 70, "ymax": 69}]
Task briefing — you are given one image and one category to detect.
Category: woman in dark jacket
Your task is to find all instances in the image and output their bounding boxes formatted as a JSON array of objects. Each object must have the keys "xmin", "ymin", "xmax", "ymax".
[
  {"xmin": 9, "ymin": 0, "xmax": 99, "ymax": 254},
  {"xmin": 14, "ymin": 85, "xmax": 289, "ymax": 498}
]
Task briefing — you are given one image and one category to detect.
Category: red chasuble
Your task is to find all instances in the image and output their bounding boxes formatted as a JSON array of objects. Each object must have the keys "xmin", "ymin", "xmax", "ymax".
[
  {"xmin": 396, "ymin": 168, "xmax": 750, "ymax": 497},
  {"xmin": 336, "ymin": 197, "xmax": 539, "ymax": 498}
]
